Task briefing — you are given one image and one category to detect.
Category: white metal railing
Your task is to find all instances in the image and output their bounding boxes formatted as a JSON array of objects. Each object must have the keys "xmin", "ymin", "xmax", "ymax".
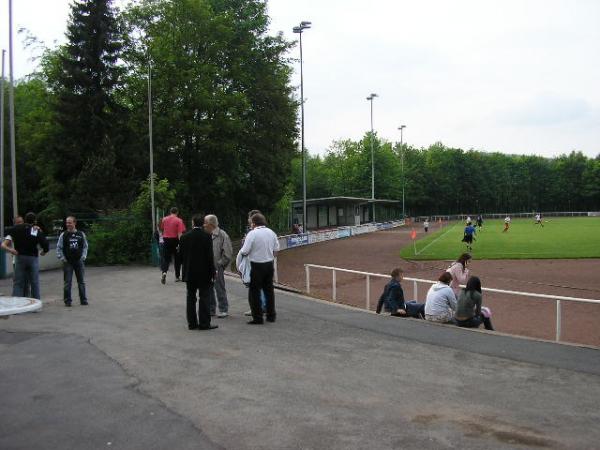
[{"xmin": 304, "ymin": 263, "xmax": 600, "ymax": 343}]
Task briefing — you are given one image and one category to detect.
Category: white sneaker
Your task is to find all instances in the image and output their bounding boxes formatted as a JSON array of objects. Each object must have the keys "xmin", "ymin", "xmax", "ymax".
[
  {"xmin": 217, "ymin": 312, "xmax": 228, "ymax": 318},
  {"xmin": 244, "ymin": 310, "xmax": 252, "ymax": 316}
]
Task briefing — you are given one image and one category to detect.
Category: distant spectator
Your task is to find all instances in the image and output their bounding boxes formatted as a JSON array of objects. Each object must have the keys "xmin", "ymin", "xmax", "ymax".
[
  {"xmin": 423, "ymin": 219, "xmax": 430, "ymax": 233},
  {"xmin": 242, "ymin": 209, "xmax": 267, "ymax": 317},
  {"xmin": 57, "ymin": 216, "xmax": 89, "ymax": 307},
  {"xmin": 376, "ymin": 268, "xmax": 425, "ymax": 318},
  {"xmin": 292, "ymin": 223, "xmax": 301, "ymax": 234},
  {"xmin": 446, "ymin": 253, "xmax": 471, "ymax": 296},
  {"xmin": 424, "ymin": 272, "xmax": 457, "ymax": 323},
  {"xmin": 455, "ymin": 276, "xmax": 494, "ymax": 331},
  {"xmin": 2, "ymin": 216, "xmax": 31, "ymax": 297}
]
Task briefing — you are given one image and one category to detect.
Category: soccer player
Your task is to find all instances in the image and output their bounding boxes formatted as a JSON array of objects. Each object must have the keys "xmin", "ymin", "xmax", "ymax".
[
  {"xmin": 462, "ymin": 222, "xmax": 476, "ymax": 251},
  {"xmin": 466, "ymin": 216, "xmax": 473, "ymax": 226},
  {"xmin": 423, "ymin": 219, "xmax": 430, "ymax": 233},
  {"xmin": 476, "ymin": 215, "xmax": 483, "ymax": 229},
  {"xmin": 503, "ymin": 215, "xmax": 511, "ymax": 232},
  {"xmin": 535, "ymin": 213, "xmax": 544, "ymax": 227}
]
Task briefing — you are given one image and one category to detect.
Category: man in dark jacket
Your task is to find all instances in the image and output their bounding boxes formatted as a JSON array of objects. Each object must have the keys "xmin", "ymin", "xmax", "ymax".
[
  {"xmin": 57, "ymin": 216, "xmax": 89, "ymax": 307},
  {"xmin": 179, "ymin": 214, "xmax": 217, "ymax": 330},
  {"xmin": 2, "ymin": 212, "xmax": 49, "ymax": 299},
  {"xmin": 376, "ymin": 268, "xmax": 425, "ymax": 318}
]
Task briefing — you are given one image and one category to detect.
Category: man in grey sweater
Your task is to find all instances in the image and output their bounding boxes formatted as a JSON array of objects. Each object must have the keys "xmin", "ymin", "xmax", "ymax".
[{"xmin": 203, "ymin": 215, "xmax": 233, "ymax": 318}]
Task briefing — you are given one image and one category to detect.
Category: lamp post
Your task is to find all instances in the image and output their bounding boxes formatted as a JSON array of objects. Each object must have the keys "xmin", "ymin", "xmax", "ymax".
[
  {"xmin": 366, "ymin": 93, "xmax": 378, "ymax": 222},
  {"xmin": 1, "ymin": 49, "xmax": 5, "ymax": 238},
  {"xmin": 293, "ymin": 21, "xmax": 311, "ymax": 231},
  {"xmin": 398, "ymin": 125, "xmax": 406, "ymax": 218},
  {"xmin": 8, "ymin": 0, "xmax": 18, "ymax": 217},
  {"xmin": 148, "ymin": 60, "xmax": 156, "ymax": 234}
]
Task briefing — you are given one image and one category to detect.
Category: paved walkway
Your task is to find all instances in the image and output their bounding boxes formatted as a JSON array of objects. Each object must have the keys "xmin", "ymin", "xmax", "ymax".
[{"xmin": 1, "ymin": 266, "xmax": 599, "ymax": 449}]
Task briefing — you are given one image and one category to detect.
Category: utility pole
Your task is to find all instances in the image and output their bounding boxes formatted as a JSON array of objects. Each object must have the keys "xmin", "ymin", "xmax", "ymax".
[
  {"xmin": 148, "ymin": 61, "xmax": 156, "ymax": 234},
  {"xmin": 366, "ymin": 93, "xmax": 378, "ymax": 222},
  {"xmin": 1, "ymin": 49, "xmax": 6, "ymax": 238}
]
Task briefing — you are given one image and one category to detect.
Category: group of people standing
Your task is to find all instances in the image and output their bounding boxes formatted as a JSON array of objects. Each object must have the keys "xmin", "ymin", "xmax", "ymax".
[
  {"xmin": 157, "ymin": 208, "xmax": 279, "ymax": 330},
  {"xmin": 1, "ymin": 213, "xmax": 89, "ymax": 307},
  {"xmin": 376, "ymin": 252, "xmax": 494, "ymax": 331}
]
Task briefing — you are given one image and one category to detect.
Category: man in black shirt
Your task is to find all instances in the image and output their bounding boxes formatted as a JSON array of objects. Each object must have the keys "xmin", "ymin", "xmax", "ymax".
[
  {"xmin": 2, "ymin": 212, "xmax": 49, "ymax": 299},
  {"xmin": 57, "ymin": 216, "xmax": 89, "ymax": 306}
]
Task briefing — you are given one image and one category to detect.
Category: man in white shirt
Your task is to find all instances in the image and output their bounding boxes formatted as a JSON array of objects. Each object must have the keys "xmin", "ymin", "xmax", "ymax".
[
  {"xmin": 239, "ymin": 213, "xmax": 280, "ymax": 324},
  {"xmin": 503, "ymin": 216, "xmax": 511, "ymax": 232}
]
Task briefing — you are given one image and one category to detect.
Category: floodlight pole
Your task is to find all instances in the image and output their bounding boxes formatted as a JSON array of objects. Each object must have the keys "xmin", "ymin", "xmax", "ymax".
[
  {"xmin": 1, "ymin": 49, "xmax": 5, "ymax": 238},
  {"xmin": 367, "ymin": 93, "xmax": 378, "ymax": 222},
  {"xmin": 293, "ymin": 21, "xmax": 311, "ymax": 231},
  {"xmin": 398, "ymin": 125, "xmax": 406, "ymax": 219},
  {"xmin": 8, "ymin": 0, "xmax": 18, "ymax": 217},
  {"xmin": 148, "ymin": 61, "xmax": 156, "ymax": 234}
]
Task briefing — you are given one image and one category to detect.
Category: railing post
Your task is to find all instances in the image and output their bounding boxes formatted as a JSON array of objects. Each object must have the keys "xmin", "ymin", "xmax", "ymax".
[
  {"xmin": 274, "ymin": 257, "xmax": 278, "ymax": 284},
  {"xmin": 305, "ymin": 265, "xmax": 310, "ymax": 294},
  {"xmin": 413, "ymin": 280, "xmax": 418, "ymax": 301},
  {"xmin": 556, "ymin": 300, "xmax": 562, "ymax": 342},
  {"xmin": 332, "ymin": 269, "xmax": 337, "ymax": 301},
  {"xmin": 366, "ymin": 274, "xmax": 370, "ymax": 310}
]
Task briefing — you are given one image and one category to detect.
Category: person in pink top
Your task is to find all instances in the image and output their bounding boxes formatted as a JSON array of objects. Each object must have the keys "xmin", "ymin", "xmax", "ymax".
[
  {"xmin": 160, "ymin": 207, "xmax": 186, "ymax": 284},
  {"xmin": 446, "ymin": 253, "xmax": 472, "ymax": 296}
]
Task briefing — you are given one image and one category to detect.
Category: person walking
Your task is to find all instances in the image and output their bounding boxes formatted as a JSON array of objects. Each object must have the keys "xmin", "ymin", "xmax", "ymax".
[
  {"xmin": 503, "ymin": 215, "xmax": 511, "ymax": 232},
  {"xmin": 179, "ymin": 214, "xmax": 217, "ymax": 331},
  {"xmin": 56, "ymin": 216, "xmax": 89, "ymax": 307},
  {"xmin": 2, "ymin": 212, "xmax": 49, "ymax": 299},
  {"xmin": 203, "ymin": 214, "xmax": 232, "ymax": 318},
  {"xmin": 423, "ymin": 219, "xmax": 430, "ymax": 233},
  {"xmin": 160, "ymin": 207, "xmax": 186, "ymax": 284},
  {"xmin": 239, "ymin": 213, "xmax": 279, "ymax": 324}
]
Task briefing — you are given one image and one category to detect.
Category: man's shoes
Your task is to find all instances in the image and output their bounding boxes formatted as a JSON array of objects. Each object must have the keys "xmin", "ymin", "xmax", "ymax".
[
  {"xmin": 247, "ymin": 319, "xmax": 264, "ymax": 325},
  {"xmin": 210, "ymin": 312, "xmax": 216, "ymax": 317},
  {"xmin": 175, "ymin": 277, "xmax": 182, "ymax": 282},
  {"xmin": 64, "ymin": 301, "xmax": 72, "ymax": 307},
  {"xmin": 266, "ymin": 317, "xmax": 276, "ymax": 323},
  {"xmin": 80, "ymin": 301, "xmax": 89, "ymax": 306},
  {"xmin": 244, "ymin": 310, "xmax": 252, "ymax": 316},
  {"xmin": 217, "ymin": 312, "xmax": 228, "ymax": 318},
  {"xmin": 198, "ymin": 324, "xmax": 219, "ymax": 330},
  {"xmin": 161, "ymin": 272, "xmax": 166, "ymax": 285},
  {"xmin": 188, "ymin": 325, "xmax": 199, "ymax": 330}
]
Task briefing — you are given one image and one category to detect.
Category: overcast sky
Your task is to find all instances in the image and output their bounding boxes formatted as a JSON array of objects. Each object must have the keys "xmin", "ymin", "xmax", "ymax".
[{"xmin": 1, "ymin": 0, "xmax": 599, "ymax": 158}]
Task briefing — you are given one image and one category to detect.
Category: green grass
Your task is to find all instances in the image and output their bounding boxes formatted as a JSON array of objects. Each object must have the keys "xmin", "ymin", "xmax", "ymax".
[{"xmin": 400, "ymin": 217, "xmax": 600, "ymax": 260}]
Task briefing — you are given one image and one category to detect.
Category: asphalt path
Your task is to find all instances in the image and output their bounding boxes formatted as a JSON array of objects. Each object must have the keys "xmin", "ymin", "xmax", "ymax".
[{"xmin": 1, "ymin": 266, "xmax": 599, "ymax": 450}]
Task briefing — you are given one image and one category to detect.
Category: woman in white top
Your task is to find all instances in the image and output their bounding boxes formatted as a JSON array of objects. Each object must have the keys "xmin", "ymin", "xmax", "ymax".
[
  {"xmin": 446, "ymin": 253, "xmax": 471, "ymax": 297},
  {"xmin": 424, "ymin": 272, "xmax": 457, "ymax": 323}
]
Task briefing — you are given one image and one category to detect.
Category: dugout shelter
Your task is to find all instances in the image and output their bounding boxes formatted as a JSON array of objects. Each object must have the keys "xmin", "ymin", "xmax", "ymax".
[{"xmin": 291, "ymin": 196, "xmax": 401, "ymax": 230}]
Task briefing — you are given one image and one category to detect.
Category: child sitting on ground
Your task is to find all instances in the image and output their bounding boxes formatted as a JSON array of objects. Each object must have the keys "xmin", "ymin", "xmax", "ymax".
[{"xmin": 376, "ymin": 268, "xmax": 425, "ymax": 318}]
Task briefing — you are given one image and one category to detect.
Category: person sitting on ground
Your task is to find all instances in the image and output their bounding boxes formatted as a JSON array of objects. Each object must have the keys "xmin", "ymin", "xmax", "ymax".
[
  {"xmin": 424, "ymin": 272, "xmax": 457, "ymax": 323},
  {"xmin": 447, "ymin": 253, "xmax": 471, "ymax": 297},
  {"xmin": 376, "ymin": 268, "xmax": 425, "ymax": 318},
  {"xmin": 455, "ymin": 276, "xmax": 494, "ymax": 331}
]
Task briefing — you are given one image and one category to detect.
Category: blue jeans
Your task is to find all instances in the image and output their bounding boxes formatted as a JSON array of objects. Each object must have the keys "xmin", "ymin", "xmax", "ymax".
[
  {"xmin": 13, "ymin": 255, "xmax": 40, "ymax": 299},
  {"xmin": 63, "ymin": 260, "xmax": 87, "ymax": 304}
]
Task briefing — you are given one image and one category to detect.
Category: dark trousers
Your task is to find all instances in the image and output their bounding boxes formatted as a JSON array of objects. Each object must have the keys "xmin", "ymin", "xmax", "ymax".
[
  {"xmin": 161, "ymin": 238, "xmax": 181, "ymax": 278},
  {"xmin": 186, "ymin": 281, "xmax": 211, "ymax": 329},
  {"xmin": 249, "ymin": 261, "xmax": 275, "ymax": 322},
  {"xmin": 63, "ymin": 260, "xmax": 87, "ymax": 304},
  {"xmin": 456, "ymin": 315, "xmax": 494, "ymax": 331}
]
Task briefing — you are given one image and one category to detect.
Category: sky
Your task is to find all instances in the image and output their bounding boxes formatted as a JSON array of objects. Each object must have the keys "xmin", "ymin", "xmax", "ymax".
[{"xmin": 1, "ymin": 0, "xmax": 599, "ymax": 158}]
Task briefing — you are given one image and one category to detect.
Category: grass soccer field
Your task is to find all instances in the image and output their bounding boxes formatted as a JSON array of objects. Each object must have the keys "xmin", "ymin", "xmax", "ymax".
[{"xmin": 400, "ymin": 217, "xmax": 600, "ymax": 260}]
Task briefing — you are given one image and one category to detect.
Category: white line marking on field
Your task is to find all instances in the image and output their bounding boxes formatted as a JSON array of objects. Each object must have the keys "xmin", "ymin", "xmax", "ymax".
[{"xmin": 415, "ymin": 222, "xmax": 459, "ymax": 256}]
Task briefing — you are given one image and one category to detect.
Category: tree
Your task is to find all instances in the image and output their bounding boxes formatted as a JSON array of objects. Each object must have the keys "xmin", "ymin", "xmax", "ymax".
[
  {"xmin": 123, "ymin": 0, "xmax": 297, "ymax": 234},
  {"xmin": 46, "ymin": 0, "xmax": 131, "ymax": 214}
]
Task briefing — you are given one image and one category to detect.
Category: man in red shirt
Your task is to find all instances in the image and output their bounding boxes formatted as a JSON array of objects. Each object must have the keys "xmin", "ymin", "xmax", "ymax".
[{"xmin": 160, "ymin": 207, "xmax": 186, "ymax": 284}]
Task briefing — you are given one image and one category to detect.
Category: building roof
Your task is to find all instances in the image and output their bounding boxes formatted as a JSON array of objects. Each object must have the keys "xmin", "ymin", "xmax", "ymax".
[{"xmin": 291, "ymin": 196, "xmax": 400, "ymax": 207}]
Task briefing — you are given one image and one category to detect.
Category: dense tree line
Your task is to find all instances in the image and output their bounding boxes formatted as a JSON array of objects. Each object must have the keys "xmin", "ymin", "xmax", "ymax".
[
  {"xmin": 2, "ymin": 0, "xmax": 599, "ymax": 243},
  {"xmin": 2, "ymin": 0, "xmax": 297, "ymax": 235},
  {"xmin": 292, "ymin": 135, "xmax": 600, "ymax": 216}
]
